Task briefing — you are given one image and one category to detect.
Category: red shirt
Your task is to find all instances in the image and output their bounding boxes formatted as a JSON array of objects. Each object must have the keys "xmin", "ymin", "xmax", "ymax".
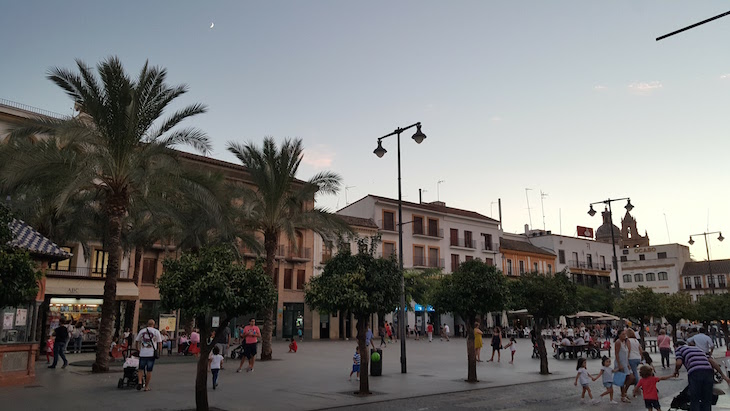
[
  {"xmin": 427, "ymin": 324, "xmax": 434, "ymax": 333},
  {"xmin": 637, "ymin": 376, "xmax": 659, "ymax": 400}
]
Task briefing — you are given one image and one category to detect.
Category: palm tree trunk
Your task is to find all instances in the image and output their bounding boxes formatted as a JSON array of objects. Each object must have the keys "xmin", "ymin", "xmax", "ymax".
[
  {"xmin": 536, "ymin": 319, "xmax": 550, "ymax": 375},
  {"xmin": 195, "ymin": 315, "xmax": 211, "ymax": 411},
  {"xmin": 466, "ymin": 315, "xmax": 477, "ymax": 382},
  {"xmin": 356, "ymin": 314, "xmax": 371, "ymax": 395},
  {"xmin": 260, "ymin": 230, "xmax": 278, "ymax": 361},
  {"xmin": 92, "ymin": 201, "xmax": 125, "ymax": 373},
  {"xmin": 133, "ymin": 246, "xmax": 143, "ymax": 283}
]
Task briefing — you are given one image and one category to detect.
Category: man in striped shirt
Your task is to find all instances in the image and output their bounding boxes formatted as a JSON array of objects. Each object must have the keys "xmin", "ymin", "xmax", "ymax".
[{"xmin": 674, "ymin": 344, "xmax": 714, "ymax": 411}]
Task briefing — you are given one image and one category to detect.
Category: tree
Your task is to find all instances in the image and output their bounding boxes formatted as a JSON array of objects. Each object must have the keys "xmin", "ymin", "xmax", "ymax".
[
  {"xmin": 404, "ymin": 267, "xmax": 441, "ymax": 308},
  {"xmin": 696, "ymin": 293, "xmax": 730, "ymax": 346},
  {"xmin": 660, "ymin": 292, "xmax": 697, "ymax": 345},
  {"xmin": 431, "ymin": 259, "xmax": 508, "ymax": 382},
  {"xmin": 158, "ymin": 246, "xmax": 276, "ymax": 411},
  {"xmin": 305, "ymin": 237, "xmax": 400, "ymax": 395},
  {"xmin": 228, "ymin": 137, "xmax": 348, "ymax": 360},
  {"xmin": 512, "ymin": 271, "xmax": 577, "ymax": 375},
  {"xmin": 575, "ymin": 285, "xmax": 616, "ymax": 313},
  {"xmin": 614, "ymin": 286, "xmax": 665, "ymax": 349},
  {"xmin": 0, "ymin": 57, "xmax": 210, "ymax": 372},
  {"xmin": 0, "ymin": 205, "xmax": 41, "ymax": 308}
]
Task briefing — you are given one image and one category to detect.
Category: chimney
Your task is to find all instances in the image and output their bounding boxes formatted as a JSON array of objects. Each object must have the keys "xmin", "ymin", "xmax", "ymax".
[{"xmin": 525, "ymin": 224, "xmax": 530, "ymax": 235}]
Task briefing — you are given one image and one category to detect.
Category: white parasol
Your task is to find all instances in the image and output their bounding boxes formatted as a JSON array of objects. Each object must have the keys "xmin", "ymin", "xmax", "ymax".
[
  {"xmin": 486, "ymin": 312, "xmax": 494, "ymax": 328},
  {"xmin": 559, "ymin": 315, "xmax": 567, "ymax": 327},
  {"xmin": 501, "ymin": 310, "xmax": 509, "ymax": 328}
]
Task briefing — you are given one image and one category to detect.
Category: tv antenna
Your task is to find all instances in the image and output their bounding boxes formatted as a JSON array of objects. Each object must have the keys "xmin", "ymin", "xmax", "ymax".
[
  {"xmin": 437, "ymin": 180, "xmax": 445, "ymax": 201},
  {"xmin": 525, "ymin": 188, "xmax": 533, "ymax": 230},
  {"xmin": 540, "ymin": 191, "xmax": 548, "ymax": 230},
  {"xmin": 345, "ymin": 186, "xmax": 355, "ymax": 205}
]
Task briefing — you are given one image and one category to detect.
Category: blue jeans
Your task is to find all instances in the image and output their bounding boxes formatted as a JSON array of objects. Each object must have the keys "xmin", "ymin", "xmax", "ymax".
[
  {"xmin": 51, "ymin": 341, "xmax": 68, "ymax": 367},
  {"xmin": 73, "ymin": 336, "xmax": 83, "ymax": 353},
  {"xmin": 211, "ymin": 369, "xmax": 220, "ymax": 386},
  {"xmin": 628, "ymin": 358, "xmax": 641, "ymax": 382},
  {"xmin": 688, "ymin": 369, "xmax": 714, "ymax": 411}
]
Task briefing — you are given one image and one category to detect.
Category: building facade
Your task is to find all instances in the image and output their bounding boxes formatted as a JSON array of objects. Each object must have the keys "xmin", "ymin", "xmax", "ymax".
[
  {"xmin": 499, "ymin": 233, "xmax": 556, "ymax": 276},
  {"xmin": 619, "ymin": 244, "xmax": 690, "ymax": 294},
  {"xmin": 680, "ymin": 259, "xmax": 730, "ymax": 301}
]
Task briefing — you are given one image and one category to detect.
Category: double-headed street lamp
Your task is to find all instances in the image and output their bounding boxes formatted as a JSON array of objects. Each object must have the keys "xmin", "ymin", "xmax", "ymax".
[
  {"xmin": 688, "ymin": 231, "xmax": 725, "ymax": 293},
  {"xmin": 373, "ymin": 122, "xmax": 426, "ymax": 374},
  {"xmin": 587, "ymin": 197, "xmax": 634, "ymax": 290}
]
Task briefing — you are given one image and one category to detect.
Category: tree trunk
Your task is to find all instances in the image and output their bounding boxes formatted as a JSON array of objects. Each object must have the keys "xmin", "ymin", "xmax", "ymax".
[
  {"xmin": 356, "ymin": 315, "xmax": 371, "ymax": 395},
  {"xmin": 639, "ymin": 319, "xmax": 646, "ymax": 350},
  {"xmin": 721, "ymin": 322, "xmax": 730, "ymax": 347},
  {"xmin": 260, "ymin": 230, "xmax": 278, "ymax": 361},
  {"xmin": 466, "ymin": 315, "xmax": 477, "ymax": 382},
  {"xmin": 535, "ymin": 319, "xmax": 550, "ymax": 375},
  {"xmin": 195, "ymin": 315, "xmax": 211, "ymax": 411},
  {"xmin": 132, "ymin": 246, "xmax": 143, "ymax": 283},
  {"xmin": 92, "ymin": 200, "xmax": 126, "ymax": 373}
]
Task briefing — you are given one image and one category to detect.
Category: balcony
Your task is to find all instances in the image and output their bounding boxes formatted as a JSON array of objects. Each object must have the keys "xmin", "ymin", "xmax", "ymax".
[
  {"xmin": 282, "ymin": 246, "xmax": 311, "ymax": 261},
  {"xmin": 46, "ymin": 267, "xmax": 129, "ymax": 279},
  {"xmin": 450, "ymin": 238, "xmax": 476, "ymax": 249},
  {"xmin": 413, "ymin": 256, "xmax": 444, "ymax": 269},
  {"xmin": 412, "ymin": 225, "xmax": 444, "ymax": 239},
  {"xmin": 481, "ymin": 242, "xmax": 500, "ymax": 253},
  {"xmin": 377, "ymin": 219, "xmax": 397, "ymax": 232},
  {"xmin": 568, "ymin": 260, "xmax": 609, "ymax": 272}
]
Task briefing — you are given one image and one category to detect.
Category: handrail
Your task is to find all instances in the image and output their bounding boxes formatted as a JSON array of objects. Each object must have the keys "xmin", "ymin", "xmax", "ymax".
[{"xmin": 0, "ymin": 98, "xmax": 65, "ymax": 119}]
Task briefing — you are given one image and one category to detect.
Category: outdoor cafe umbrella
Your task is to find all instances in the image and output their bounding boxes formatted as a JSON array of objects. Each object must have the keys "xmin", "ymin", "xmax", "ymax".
[
  {"xmin": 501, "ymin": 310, "xmax": 509, "ymax": 328},
  {"xmin": 559, "ymin": 315, "xmax": 567, "ymax": 327},
  {"xmin": 486, "ymin": 312, "xmax": 494, "ymax": 328}
]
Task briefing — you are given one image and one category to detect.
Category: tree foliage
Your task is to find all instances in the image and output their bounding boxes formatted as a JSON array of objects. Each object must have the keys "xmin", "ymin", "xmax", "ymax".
[
  {"xmin": 660, "ymin": 292, "xmax": 697, "ymax": 345},
  {"xmin": 575, "ymin": 285, "xmax": 616, "ymax": 313},
  {"xmin": 404, "ymin": 268, "xmax": 441, "ymax": 307},
  {"xmin": 158, "ymin": 246, "xmax": 276, "ymax": 411},
  {"xmin": 0, "ymin": 205, "xmax": 41, "ymax": 308},
  {"xmin": 305, "ymin": 238, "xmax": 400, "ymax": 395},
  {"xmin": 614, "ymin": 286, "xmax": 665, "ymax": 348},
  {"xmin": 431, "ymin": 259, "xmax": 508, "ymax": 382}
]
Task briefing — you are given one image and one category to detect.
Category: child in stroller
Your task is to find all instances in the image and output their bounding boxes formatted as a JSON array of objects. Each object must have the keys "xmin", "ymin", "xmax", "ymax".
[{"xmin": 117, "ymin": 348, "xmax": 146, "ymax": 390}]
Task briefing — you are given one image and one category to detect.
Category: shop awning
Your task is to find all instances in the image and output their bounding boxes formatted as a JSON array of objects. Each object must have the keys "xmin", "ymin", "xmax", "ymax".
[
  {"xmin": 46, "ymin": 278, "xmax": 138, "ymax": 299},
  {"xmin": 414, "ymin": 304, "xmax": 435, "ymax": 312}
]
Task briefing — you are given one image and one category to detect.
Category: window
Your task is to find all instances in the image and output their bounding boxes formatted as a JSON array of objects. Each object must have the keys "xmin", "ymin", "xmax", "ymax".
[
  {"xmin": 507, "ymin": 259, "xmax": 513, "ymax": 276},
  {"xmin": 485, "ymin": 258, "xmax": 494, "ymax": 266},
  {"xmin": 558, "ymin": 250, "xmax": 566, "ymax": 264},
  {"xmin": 658, "ymin": 272, "xmax": 668, "ymax": 281},
  {"xmin": 533, "ymin": 262, "xmax": 539, "ymax": 272},
  {"xmin": 657, "ymin": 252, "xmax": 667, "ymax": 259},
  {"xmin": 719, "ymin": 275, "xmax": 727, "ymax": 288},
  {"xmin": 465, "ymin": 255, "xmax": 474, "ymax": 262},
  {"xmin": 412, "ymin": 215, "xmax": 424, "ymax": 235},
  {"xmin": 634, "ymin": 273, "xmax": 643, "ymax": 282},
  {"xmin": 428, "ymin": 247, "xmax": 440, "ymax": 268},
  {"xmin": 414, "ymin": 245, "xmax": 425, "ymax": 266},
  {"xmin": 464, "ymin": 231, "xmax": 473, "ymax": 248},
  {"xmin": 451, "ymin": 254, "xmax": 460, "ymax": 272},
  {"xmin": 600, "ymin": 256, "xmax": 606, "ymax": 270},
  {"xmin": 383, "ymin": 210, "xmax": 396, "ymax": 231},
  {"xmin": 297, "ymin": 269, "xmax": 306, "ymax": 290},
  {"xmin": 141, "ymin": 258, "xmax": 157, "ymax": 284},
  {"xmin": 427, "ymin": 218, "xmax": 439, "ymax": 237},
  {"xmin": 321, "ymin": 244, "xmax": 333, "ymax": 263},
  {"xmin": 519, "ymin": 260, "xmax": 525, "ymax": 275},
  {"xmin": 645, "ymin": 272, "xmax": 656, "ymax": 281},
  {"xmin": 586, "ymin": 254, "xmax": 593, "ymax": 268},
  {"xmin": 708, "ymin": 275, "xmax": 716, "ymax": 288},
  {"xmin": 483, "ymin": 233, "xmax": 493, "ymax": 250},
  {"xmin": 284, "ymin": 269, "xmax": 293, "ymax": 289},
  {"xmin": 572, "ymin": 252, "xmax": 579, "ymax": 265},
  {"xmin": 620, "ymin": 256, "xmax": 628, "ymax": 262},
  {"xmin": 93, "ymin": 249, "xmax": 109, "ymax": 274},
  {"xmin": 639, "ymin": 254, "xmax": 646, "ymax": 261},
  {"xmin": 382, "ymin": 242, "xmax": 396, "ymax": 259},
  {"xmin": 694, "ymin": 276, "xmax": 702, "ymax": 288},
  {"xmin": 547, "ymin": 264, "xmax": 552, "ymax": 275},
  {"xmin": 684, "ymin": 277, "xmax": 692, "ymax": 289},
  {"xmin": 623, "ymin": 274, "xmax": 632, "ymax": 283},
  {"xmin": 50, "ymin": 246, "xmax": 72, "ymax": 271},
  {"xmin": 450, "ymin": 229, "xmax": 459, "ymax": 246}
]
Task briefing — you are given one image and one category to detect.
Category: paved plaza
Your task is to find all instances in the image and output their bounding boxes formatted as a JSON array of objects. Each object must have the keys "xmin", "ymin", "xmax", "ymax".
[{"xmin": 2, "ymin": 337, "xmax": 730, "ymax": 410}]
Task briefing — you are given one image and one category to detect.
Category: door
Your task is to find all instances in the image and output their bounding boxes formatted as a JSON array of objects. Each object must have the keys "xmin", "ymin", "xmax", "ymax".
[
  {"xmin": 283, "ymin": 303, "xmax": 305, "ymax": 339},
  {"xmin": 319, "ymin": 313, "xmax": 330, "ymax": 339}
]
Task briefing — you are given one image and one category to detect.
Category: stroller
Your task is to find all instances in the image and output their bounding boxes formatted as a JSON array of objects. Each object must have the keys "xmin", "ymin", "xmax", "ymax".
[
  {"xmin": 230, "ymin": 343, "xmax": 245, "ymax": 359},
  {"xmin": 117, "ymin": 349, "xmax": 145, "ymax": 390},
  {"xmin": 668, "ymin": 385, "xmax": 722, "ymax": 411}
]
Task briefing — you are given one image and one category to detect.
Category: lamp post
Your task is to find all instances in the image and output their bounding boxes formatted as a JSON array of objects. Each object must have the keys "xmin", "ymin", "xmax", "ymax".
[
  {"xmin": 374, "ymin": 122, "xmax": 426, "ymax": 374},
  {"xmin": 688, "ymin": 231, "xmax": 724, "ymax": 293},
  {"xmin": 587, "ymin": 197, "xmax": 634, "ymax": 291}
]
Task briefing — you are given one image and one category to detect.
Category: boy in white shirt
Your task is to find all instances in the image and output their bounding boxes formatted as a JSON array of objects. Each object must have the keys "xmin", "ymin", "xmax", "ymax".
[{"xmin": 209, "ymin": 346, "xmax": 224, "ymax": 389}]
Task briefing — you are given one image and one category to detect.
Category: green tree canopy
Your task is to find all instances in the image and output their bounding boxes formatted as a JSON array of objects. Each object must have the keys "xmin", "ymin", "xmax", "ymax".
[
  {"xmin": 614, "ymin": 286, "xmax": 665, "ymax": 347},
  {"xmin": 431, "ymin": 259, "xmax": 508, "ymax": 382},
  {"xmin": 0, "ymin": 205, "xmax": 41, "ymax": 308},
  {"xmin": 158, "ymin": 246, "xmax": 276, "ymax": 411},
  {"xmin": 660, "ymin": 292, "xmax": 697, "ymax": 344},
  {"xmin": 305, "ymin": 237, "xmax": 400, "ymax": 395},
  {"xmin": 575, "ymin": 285, "xmax": 616, "ymax": 313},
  {"xmin": 404, "ymin": 267, "xmax": 441, "ymax": 307}
]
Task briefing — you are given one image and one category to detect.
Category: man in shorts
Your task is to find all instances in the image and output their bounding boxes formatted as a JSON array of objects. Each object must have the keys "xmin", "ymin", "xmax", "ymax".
[
  {"xmin": 237, "ymin": 318, "xmax": 260, "ymax": 373},
  {"xmin": 136, "ymin": 319, "xmax": 162, "ymax": 391}
]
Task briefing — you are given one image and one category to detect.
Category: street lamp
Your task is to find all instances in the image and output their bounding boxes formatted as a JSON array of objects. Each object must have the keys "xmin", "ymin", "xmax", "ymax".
[
  {"xmin": 587, "ymin": 197, "xmax": 633, "ymax": 290},
  {"xmin": 373, "ymin": 122, "xmax": 426, "ymax": 374},
  {"xmin": 688, "ymin": 231, "xmax": 724, "ymax": 293}
]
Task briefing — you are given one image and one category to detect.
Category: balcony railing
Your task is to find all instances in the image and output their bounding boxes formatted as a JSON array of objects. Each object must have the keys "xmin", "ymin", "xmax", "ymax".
[
  {"xmin": 450, "ymin": 238, "xmax": 476, "ymax": 249},
  {"xmin": 377, "ymin": 219, "xmax": 397, "ymax": 232},
  {"xmin": 481, "ymin": 242, "xmax": 500, "ymax": 252},
  {"xmin": 568, "ymin": 260, "xmax": 609, "ymax": 271},
  {"xmin": 412, "ymin": 225, "xmax": 444, "ymax": 238},
  {"xmin": 413, "ymin": 256, "xmax": 444, "ymax": 269},
  {"xmin": 283, "ymin": 246, "xmax": 311, "ymax": 261},
  {"xmin": 46, "ymin": 267, "xmax": 129, "ymax": 279}
]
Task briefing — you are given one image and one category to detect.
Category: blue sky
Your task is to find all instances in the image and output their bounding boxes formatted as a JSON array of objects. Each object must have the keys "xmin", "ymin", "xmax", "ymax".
[{"xmin": 3, "ymin": 1, "xmax": 730, "ymax": 259}]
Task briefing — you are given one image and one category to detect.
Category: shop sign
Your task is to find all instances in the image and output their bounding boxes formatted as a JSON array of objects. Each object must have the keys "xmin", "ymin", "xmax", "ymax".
[
  {"xmin": 212, "ymin": 316, "xmax": 220, "ymax": 328},
  {"xmin": 159, "ymin": 315, "xmax": 176, "ymax": 332},
  {"xmin": 633, "ymin": 247, "xmax": 657, "ymax": 254},
  {"xmin": 3, "ymin": 313, "xmax": 14, "ymax": 330},
  {"xmin": 67, "ymin": 288, "xmax": 79, "ymax": 294},
  {"xmin": 15, "ymin": 309, "xmax": 27, "ymax": 326}
]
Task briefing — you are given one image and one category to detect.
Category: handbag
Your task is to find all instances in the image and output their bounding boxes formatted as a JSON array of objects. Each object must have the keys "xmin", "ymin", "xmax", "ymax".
[{"xmin": 613, "ymin": 371, "xmax": 627, "ymax": 386}]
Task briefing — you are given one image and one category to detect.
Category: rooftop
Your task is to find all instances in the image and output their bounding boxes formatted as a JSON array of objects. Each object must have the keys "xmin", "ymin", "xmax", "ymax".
[
  {"xmin": 337, "ymin": 215, "xmax": 378, "ymax": 229},
  {"xmin": 345, "ymin": 194, "xmax": 498, "ymax": 223},
  {"xmin": 681, "ymin": 259, "xmax": 730, "ymax": 276},
  {"xmin": 500, "ymin": 237, "xmax": 556, "ymax": 257},
  {"xmin": 9, "ymin": 218, "xmax": 72, "ymax": 261}
]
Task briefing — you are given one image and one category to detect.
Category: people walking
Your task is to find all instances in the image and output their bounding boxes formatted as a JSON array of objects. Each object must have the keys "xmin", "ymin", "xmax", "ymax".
[
  {"xmin": 71, "ymin": 321, "xmax": 84, "ymax": 353},
  {"xmin": 237, "ymin": 318, "xmax": 260, "ymax": 373},
  {"xmin": 474, "ymin": 322, "xmax": 483, "ymax": 362},
  {"xmin": 209, "ymin": 346, "xmax": 224, "ymax": 390},
  {"xmin": 135, "ymin": 319, "xmax": 162, "ymax": 391},
  {"xmin": 614, "ymin": 330, "xmax": 635, "ymax": 403},
  {"xmin": 349, "ymin": 346, "xmax": 361, "ymax": 381},
  {"xmin": 379, "ymin": 324, "xmax": 387, "ymax": 348},
  {"xmin": 48, "ymin": 319, "xmax": 69, "ymax": 369},
  {"xmin": 634, "ymin": 365, "xmax": 673, "ymax": 410},
  {"xmin": 592, "ymin": 356, "xmax": 618, "ymax": 404},
  {"xmin": 657, "ymin": 329, "xmax": 672, "ymax": 369},
  {"xmin": 504, "ymin": 336, "xmax": 517, "ymax": 364},
  {"xmin": 488, "ymin": 326, "xmax": 502, "ymax": 362},
  {"xmin": 426, "ymin": 323, "xmax": 434, "ymax": 342},
  {"xmin": 574, "ymin": 358, "xmax": 600, "ymax": 404},
  {"xmin": 441, "ymin": 324, "xmax": 450, "ymax": 341}
]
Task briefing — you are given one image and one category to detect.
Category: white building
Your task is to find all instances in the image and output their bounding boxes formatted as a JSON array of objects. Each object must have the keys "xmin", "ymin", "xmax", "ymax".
[
  {"xmin": 619, "ymin": 244, "xmax": 690, "ymax": 294},
  {"xmin": 680, "ymin": 259, "xmax": 730, "ymax": 301},
  {"xmin": 337, "ymin": 194, "xmax": 501, "ymax": 333}
]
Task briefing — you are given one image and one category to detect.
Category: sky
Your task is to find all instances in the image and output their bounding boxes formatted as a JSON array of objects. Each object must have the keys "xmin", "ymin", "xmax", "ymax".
[{"xmin": 3, "ymin": 1, "xmax": 730, "ymax": 260}]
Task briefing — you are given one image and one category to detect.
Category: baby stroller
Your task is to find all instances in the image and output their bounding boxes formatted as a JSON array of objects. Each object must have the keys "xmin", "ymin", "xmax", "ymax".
[
  {"xmin": 668, "ymin": 385, "xmax": 722, "ymax": 411},
  {"xmin": 230, "ymin": 343, "xmax": 245, "ymax": 359},
  {"xmin": 117, "ymin": 349, "xmax": 145, "ymax": 390}
]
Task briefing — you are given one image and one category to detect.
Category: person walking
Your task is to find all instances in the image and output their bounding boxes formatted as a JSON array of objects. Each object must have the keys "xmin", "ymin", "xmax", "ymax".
[
  {"xmin": 385, "ymin": 322, "xmax": 393, "ymax": 343},
  {"xmin": 71, "ymin": 321, "xmax": 84, "ymax": 354},
  {"xmin": 190, "ymin": 328, "xmax": 201, "ymax": 357},
  {"xmin": 365, "ymin": 326, "xmax": 375, "ymax": 350},
  {"xmin": 349, "ymin": 346, "xmax": 361, "ymax": 381},
  {"xmin": 48, "ymin": 319, "xmax": 69, "ymax": 369},
  {"xmin": 442, "ymin": 324, "xmax": 450, "ymax": 341},
  {"xmin": 379, "ymin": 324, "xmax": 387, "ymax": 348},
  {"xmin": 214, "ymin": 325, "xmax": 231, "ymax": 364},
  {"xmin": 626, "ymin": 328, "xmax": 643, "ymax": 383},
  {"xmin": 488, "ymin": 326, "xmax": 502, "ymax": 362},
  {"xmin": 657, "ymin": 329, "xmax": 672, "ymax": 369},
  {"xmin": 614, "ymin": 330, "xmax": 635, "ymax": 403},
  {"xmin": 474, "ymin": 322, "xmax": 484, "ymax": 362},
  {"xmin": 426, "ymin": 322, "xmax": 434, "ymax": 342},
  {"xmin": 688, "ymin": 328, "xmax": 715, "ymax": 357},
  {"xmin": 135, "ymin": 319, "xmax": 162, "ymax": 391},
  {"xmin": 237, "ymin": 318, "xmax": 260, "ymax": 373},
  {"xmin": 208, "ymin": 346, "xmax": 224, "ymax": 390}
]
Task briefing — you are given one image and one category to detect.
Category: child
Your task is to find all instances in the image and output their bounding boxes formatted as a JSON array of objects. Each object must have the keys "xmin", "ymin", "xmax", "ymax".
[
  {"xmin": 208, "ymin": 346, "xmax": 224, "ymax": 390},
  {"xmin": 574, "ymin": 358, "xmax": 600, "ymax": 404},
  {"xmin": 45, "ymin": 336, "xmax": 55, "ymax": 364},
  {"xmin": 642, "ymin": 351, "xmax": 656, "ymax": 373},
  {"xmin": 633, "ymin": 365, "xmax": 673, "ymax": 411},
  {"xmin": 349, "ymin": 347, "xmax": 361, "ymax": 381},
  {"xmin": 503, "ymin": 336, "xmax": 517, "ymax": 364},
  {"xmin": 592, "ymin": 356, "xmax": 619, "ymax": 404},
  {"xmin": 288, "ymin": 338, "xmax": 298, "ymax": 353}
]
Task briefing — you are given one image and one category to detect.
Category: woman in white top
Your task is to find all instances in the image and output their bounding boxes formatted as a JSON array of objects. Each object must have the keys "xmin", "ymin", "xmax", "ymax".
[{"xmin": 626, "ymin": 328, "xmax": 643, "ymax": 384}]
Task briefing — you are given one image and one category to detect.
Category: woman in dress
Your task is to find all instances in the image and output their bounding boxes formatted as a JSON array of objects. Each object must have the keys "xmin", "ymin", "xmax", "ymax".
[
  {"xmin": 614, "ymin": 329, "xmax": 634, "ymax": 403},
  {"xmin": 474, "ymin": 322, "xmax": 484, "ymax": 362},
  {"xmin": 488, "ymin": 326, "xmax": 503, "ymax": 362}
]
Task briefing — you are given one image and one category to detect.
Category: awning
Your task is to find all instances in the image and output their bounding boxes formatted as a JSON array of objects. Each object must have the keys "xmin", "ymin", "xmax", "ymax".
[
  {"xmin": 46, "ymin": 278, "xmax": 138, "ymax": 299},
  {"xmin": 413, "ymin": 304, "xmax": 435, "ymax": 312}
]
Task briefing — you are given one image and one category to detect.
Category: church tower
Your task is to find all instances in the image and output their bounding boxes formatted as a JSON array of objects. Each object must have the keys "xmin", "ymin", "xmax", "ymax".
[{"xmin": 621, "ymin": 210, "xmax": 649, "ymax": 248}]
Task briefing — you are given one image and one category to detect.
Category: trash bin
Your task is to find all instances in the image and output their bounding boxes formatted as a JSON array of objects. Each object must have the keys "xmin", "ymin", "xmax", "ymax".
[{"xmin": 370, "ymin": 348, "xmax": 383, "ymax": 376}]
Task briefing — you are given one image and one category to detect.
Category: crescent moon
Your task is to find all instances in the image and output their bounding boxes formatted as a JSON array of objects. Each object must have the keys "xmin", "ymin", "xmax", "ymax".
[{"xmin": 210, "ymin": 22, "xmax": 215, "ymax": 29}]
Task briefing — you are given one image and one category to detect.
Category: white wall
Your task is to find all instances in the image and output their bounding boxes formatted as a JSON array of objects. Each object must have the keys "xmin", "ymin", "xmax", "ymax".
[{"xmin": 619, "ymin": 244, "xmax": 690, "ymax": 294}]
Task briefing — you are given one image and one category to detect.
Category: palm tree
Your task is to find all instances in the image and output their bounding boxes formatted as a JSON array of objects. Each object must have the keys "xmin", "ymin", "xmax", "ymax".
[
  {"xmin": 227, "ymin": 137, "xmax": 349, "ymax": 360},
  {"xmin": 0, "ymin": 57, "xmax": 210, "ymax": 372}
]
